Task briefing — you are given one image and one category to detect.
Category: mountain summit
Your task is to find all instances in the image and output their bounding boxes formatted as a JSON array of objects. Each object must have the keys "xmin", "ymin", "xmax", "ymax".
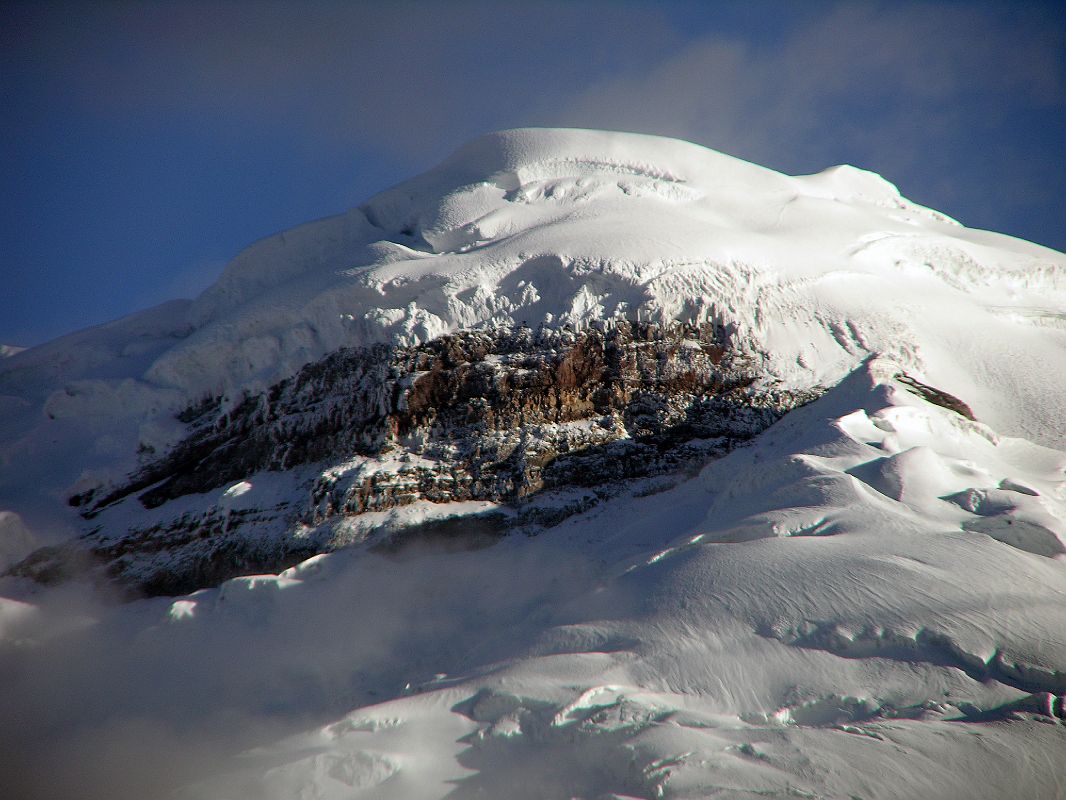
[{"xmin": 2, "ymin": 130, "xmax": 1065, "ymax": 799}]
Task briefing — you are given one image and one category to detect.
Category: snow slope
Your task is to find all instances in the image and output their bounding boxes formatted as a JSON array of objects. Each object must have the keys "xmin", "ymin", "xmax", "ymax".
[{"xmin": 1, "ymin": 129, "xmax": 1065, "ymax": 798}]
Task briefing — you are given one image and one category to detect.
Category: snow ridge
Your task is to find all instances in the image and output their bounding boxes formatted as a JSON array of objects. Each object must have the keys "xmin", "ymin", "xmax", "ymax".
[{"xmin": 2, "ymin": 129, "xmax": 1066, "ymax": 800}]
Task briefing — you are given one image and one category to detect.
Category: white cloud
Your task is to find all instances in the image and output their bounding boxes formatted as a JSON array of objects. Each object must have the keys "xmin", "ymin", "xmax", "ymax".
[{"xmin": 548, "ymin": 2, "xmax": 1064, "ymax": 176}]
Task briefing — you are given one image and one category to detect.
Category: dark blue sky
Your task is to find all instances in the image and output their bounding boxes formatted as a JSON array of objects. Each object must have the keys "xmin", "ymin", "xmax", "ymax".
[{"xmin": 3, "ymin": 1, "xmax": 1063, "ymax": 346}]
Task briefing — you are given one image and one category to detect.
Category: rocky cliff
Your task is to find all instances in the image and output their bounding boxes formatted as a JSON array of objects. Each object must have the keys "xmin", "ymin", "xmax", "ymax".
[{"xmin": 14, "ymin": 320, "xmax": 820, "ymax": 595}]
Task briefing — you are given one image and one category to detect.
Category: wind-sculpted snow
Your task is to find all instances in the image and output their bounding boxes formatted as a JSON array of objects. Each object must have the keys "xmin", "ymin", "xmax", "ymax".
[
  {"xmin": 4, "ymin": 359, "xmax": 1064, "ymax": 799},
  {"xmin": 1, "ymin": 129, "xmax": 1065, "ymax": 798}
]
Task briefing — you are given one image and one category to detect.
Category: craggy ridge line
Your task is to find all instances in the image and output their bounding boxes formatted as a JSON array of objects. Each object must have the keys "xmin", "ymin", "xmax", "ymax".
[{"xmin": 12, "ymin": 320, "xmax": 822, "ymax": 596}]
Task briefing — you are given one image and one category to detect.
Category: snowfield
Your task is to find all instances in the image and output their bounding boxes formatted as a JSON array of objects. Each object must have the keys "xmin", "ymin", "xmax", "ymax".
[{"xmin": 1, "ymin": 128, "xmax": 1065, "ymax": 798}]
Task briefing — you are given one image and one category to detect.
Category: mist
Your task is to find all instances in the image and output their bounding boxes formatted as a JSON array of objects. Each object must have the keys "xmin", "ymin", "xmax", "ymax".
[{"xmin": 0, "ymin": 533, "xmax": 611, "ymax": 800}]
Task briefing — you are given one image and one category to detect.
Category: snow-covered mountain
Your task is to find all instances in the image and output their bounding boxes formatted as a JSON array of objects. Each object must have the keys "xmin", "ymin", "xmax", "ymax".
[{"xmin": 1, "ymin": 128, "xmax": 1064, "ymax": 799}]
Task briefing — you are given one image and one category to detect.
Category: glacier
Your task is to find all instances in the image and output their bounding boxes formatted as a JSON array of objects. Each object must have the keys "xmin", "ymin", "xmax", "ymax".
[{"xmin": 1, "ymin": 128, "xmax": 1064, "ymax": 799}]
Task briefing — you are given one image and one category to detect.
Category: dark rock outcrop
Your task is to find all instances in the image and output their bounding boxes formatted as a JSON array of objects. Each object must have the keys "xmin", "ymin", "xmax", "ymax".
[
  {"xmin": 894, "ymin": 372, "xmax": 975, "ymax": 420},
  {"xmin": 16, "ymin": 320, "xmax": 821, "ymax": 596}
]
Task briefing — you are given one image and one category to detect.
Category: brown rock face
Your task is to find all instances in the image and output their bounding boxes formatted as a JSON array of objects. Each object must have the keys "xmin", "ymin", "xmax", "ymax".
[
  {"xmin": 894, "ymin": 372, "xmax": 975, "ymax": 420},
  {"xmin": 19, "ymin": 321, "xmax": 820, "ymax": 596}
]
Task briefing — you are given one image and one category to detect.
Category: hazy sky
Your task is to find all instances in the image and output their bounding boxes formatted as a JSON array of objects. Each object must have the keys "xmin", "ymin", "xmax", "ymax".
[{"xmin": 3, "ymin": 0, "xmax": 1063, "ymax": 346}]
